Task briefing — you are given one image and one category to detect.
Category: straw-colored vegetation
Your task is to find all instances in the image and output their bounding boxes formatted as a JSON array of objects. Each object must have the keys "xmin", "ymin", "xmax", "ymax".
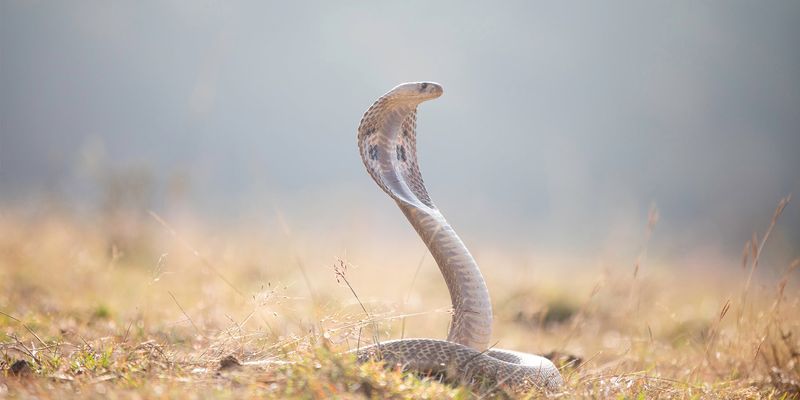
[{"xmin": 0, "ymin": 197, "xmax": 797, "ymax": 399}]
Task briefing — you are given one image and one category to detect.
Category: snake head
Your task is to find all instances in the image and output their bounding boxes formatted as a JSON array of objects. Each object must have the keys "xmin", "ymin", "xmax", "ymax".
[{"xmin": 385, "ymin": 82, "xmax": 443, "ymax": 103}]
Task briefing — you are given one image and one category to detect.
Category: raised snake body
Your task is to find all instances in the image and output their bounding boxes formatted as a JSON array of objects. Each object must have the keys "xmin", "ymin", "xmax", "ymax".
[{"xmin": 355, "ymin": 82, "xmax": 563, "ymax": 394}]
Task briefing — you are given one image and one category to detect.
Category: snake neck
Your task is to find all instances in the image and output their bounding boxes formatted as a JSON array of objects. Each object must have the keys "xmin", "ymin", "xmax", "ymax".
[
  {"xmin": 357, "ymin": 84, "xmax": 493, "ymax": 351},
  {"xmin": 398, "ymin": 204, "xmax": 493, "ymax": 350}
]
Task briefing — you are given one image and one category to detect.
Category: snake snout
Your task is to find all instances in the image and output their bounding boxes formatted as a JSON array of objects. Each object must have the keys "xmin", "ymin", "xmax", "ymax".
[
  {"xmin": 418, "ymin": 82, "xmax": 443, "ymax": 98},
  {"xmin": 388, "ymin": 82, "xmax": 443, "ymax": 102}
]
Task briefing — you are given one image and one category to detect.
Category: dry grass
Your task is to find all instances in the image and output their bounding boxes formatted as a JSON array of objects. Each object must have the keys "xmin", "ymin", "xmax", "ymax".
[{"xmin": 0, "ymin": 200, "xmax": 798, "ymax": 399}]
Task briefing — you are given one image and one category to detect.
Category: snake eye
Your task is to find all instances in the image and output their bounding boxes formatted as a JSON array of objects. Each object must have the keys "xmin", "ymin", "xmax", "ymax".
[{"xmin": 420, "ymin": 82, "xmax": 428, "ymax": 90}]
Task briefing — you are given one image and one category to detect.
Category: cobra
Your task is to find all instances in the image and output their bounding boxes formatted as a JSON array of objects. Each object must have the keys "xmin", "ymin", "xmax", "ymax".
[{"xmin": 355, "ymin": 82, "xmax": 563, "ymax": 394}]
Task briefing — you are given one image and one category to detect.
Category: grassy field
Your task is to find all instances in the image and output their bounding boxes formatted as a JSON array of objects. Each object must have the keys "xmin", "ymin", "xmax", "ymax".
[{"xmin": 0, "ymin": 201, "xmax": 798, "ymax": 399}]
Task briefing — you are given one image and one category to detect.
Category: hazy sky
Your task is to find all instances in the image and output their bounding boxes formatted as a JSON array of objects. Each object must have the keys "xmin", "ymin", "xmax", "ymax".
[{"xmin": 1, "ymin": 2, "xmax": 798, "ymax": 264}]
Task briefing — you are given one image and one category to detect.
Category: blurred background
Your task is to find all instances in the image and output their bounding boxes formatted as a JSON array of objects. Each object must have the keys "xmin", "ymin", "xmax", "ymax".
[{"xmin": 1, "ymin": 1, "xmax": 798, "ymax": 277}]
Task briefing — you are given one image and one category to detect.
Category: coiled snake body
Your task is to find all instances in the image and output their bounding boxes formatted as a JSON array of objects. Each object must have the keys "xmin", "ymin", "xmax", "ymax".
[{"xmin": 355, "ymin": 82, "xmax": 563, "ymax": 394}]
